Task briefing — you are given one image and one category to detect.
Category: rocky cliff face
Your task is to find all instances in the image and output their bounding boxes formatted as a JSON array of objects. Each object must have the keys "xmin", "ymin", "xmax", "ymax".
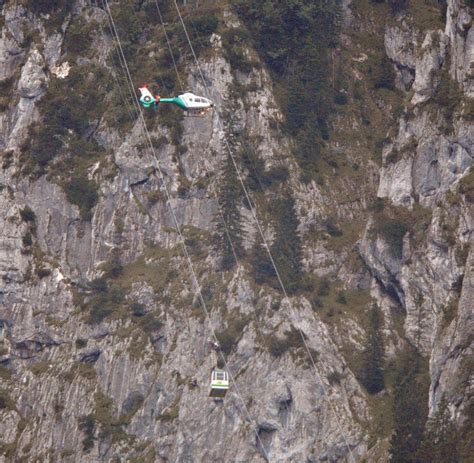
[{"xmin": 0, "ymin": 1, "xmax": 472, "ymax": 462}]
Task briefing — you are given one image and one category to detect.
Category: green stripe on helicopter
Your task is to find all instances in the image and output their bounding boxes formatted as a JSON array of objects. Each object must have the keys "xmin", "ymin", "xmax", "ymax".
[{"xmin": 159, "ymin": 96, "xmax": 187, "ymax": 110}]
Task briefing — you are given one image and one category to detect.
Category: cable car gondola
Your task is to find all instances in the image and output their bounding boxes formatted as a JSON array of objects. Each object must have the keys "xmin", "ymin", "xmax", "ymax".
[{"xmin": 209, "ymin": 368, "xmax": 229, "ymax": 398}]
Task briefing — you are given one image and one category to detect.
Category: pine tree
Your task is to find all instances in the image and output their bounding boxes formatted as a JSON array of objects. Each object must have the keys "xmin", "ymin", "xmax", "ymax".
[
  {"xmin": 389, "ymin": 346, "xmax": 429, "ymax": 463},
  {"xmin": 360, "ymin": 305, "xmax": 385, "ymax": 394},
  {"xmin": 418, "ymin": 395, "xmax": 460, "ymax": 463},
  {"xmin": 250, "ymin": 231, "xmax": 275, "ymax": 285},
  {"xmin": 213, "ymin": 154, "xmax": 244, "ymax": 270},
  {"xmin": 270, "ymin": 194, "xmax": 303, "ymax": 294}
]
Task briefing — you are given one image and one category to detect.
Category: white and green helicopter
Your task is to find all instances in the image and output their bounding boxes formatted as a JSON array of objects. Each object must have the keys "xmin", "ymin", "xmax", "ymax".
[{"xmin": 138, "ymin": 85, "xmax": 214, "ymax": 116}]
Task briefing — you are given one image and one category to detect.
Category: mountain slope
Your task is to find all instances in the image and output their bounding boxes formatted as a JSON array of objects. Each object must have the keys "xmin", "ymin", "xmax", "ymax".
[{"xmin": 0, "ymin": 0, "xmax": 472, "ymax": 461}]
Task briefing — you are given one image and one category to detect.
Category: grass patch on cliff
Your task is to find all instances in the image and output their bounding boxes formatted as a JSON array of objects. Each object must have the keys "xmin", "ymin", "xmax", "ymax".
[
  {"xmin": 73, "ymin": 274, "xmax": 125, "ymax": 325},
  {"xmin": 73, "ymin": 241, "xmax": 182, "ymax": 325},
  {"xmin": 18, "ymin": 64, "xmax": 110, "ymax": 220},
  {"xmin": 29, "ymin": 361, "xmax": 51, "ymax": 376},
  {"xmin": 319, "ymin": 217, "xmax": 366, "ymax": 253},
  {"xmin": 0, "ymin": 365, "xmax": 12, "ymax": 381},
  {"xmin": 371, "ymin": 200, "xmax": 432, "ymax": 258},
  {"xmin": 406, "ymin": 0, "xmax": 446, "ymax": 31},
  {"xmin": 0, "ymin": 76, "xmax": 17, "ymax": 112},
  {"xmin": 0, "ymin": 390, "xmax": 14, "ymax": 410},
  {"xmin": 78, "ymin": 390, "xmax": 131, "ymax": 451},
  {"xmin": 34, "ymin": 65, "xmax": 106, "ymax": 144},
  {"xmin": 158, "ymin": 394, "xmax": 181, "ymax": 422},
  {"xmin": 115, "ymin": 243, "xmax": 177, "ymax": 295},
  {"xmin": 63, "ymin": 175, "xmax": 99, "ymax": 221},
  {"xmin": 63, "ymin": 17, "xmax": 94, "ymax": 59},
  {"xmin": 215, "ymin": 316, "xmax": 250, "ymax": 355},
  {"xmin": 265, "ymin": 327, "xmax": 307, "ymax": 358},
  {"xmin": 304, "ymin": 271, "xmax": 373, "ymax": 325}
]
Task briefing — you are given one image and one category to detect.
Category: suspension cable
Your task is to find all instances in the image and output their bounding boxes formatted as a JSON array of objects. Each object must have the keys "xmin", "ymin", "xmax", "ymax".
[
  {"xmin": 151, "ymin": 11, "xmax": 298, "ymax": 449},
  {"xmin": 172, "ymin": 2, "xmax": 356, "ymax": 461},
  {"xmin": 102, "ymin": 1, "xmax": 269, "ymax": 458}
]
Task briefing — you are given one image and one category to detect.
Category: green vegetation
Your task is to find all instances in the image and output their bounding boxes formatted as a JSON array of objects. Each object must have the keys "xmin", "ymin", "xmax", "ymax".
[
  {"xmin": 270, "ymin": 195, "xmax": 304, "ymax": 294},
  {"xmin": 101, "ymin": 251, "xmax": 124, "ymax": 279},
  {"xmin": 20, "ymin": 0, "xmax": 69, "ymax": 14},
  {"xmin": 30, "ymin": 361, "xmax": 51, "ymax": 376},
  {"xmin": 240, "ymin": 139, "xmax": 289, "ymax": 192},
  {"xmin": 368, "ymin": 53, "xmax": 396, "ymax": 90},
  {"xmin": 250, "ymin": 194, "xmax": 303, "ymax": 293},
  {"xmin": 359, "ymin": 305, "xmax": 385, "ymax": 394},
  {"xmin": 406, "ymin": 0, "xmax": 447, "ymax": 30},
  {"xmin": 119, "ymin": 392, "xmax": 144, "ymax": 424},
  {"xmin": 372, "ymin": 201, "xmax": 432, "ymax": 258},
  {"xmin": 22, "ymin": 231, "xmax": 33, "ymax": 248},
  {"xmin": 137, "ymin": 313, "xmax": 163, "ymax": 334},
  {"xmin": 78, "ymin": 414, "xmax": 95, "ymax": 452},
  {"xmin": 418, "ymin": 395, "xmax": 460, "ymax": 462},
  {"xmin": 0, "ymin": 76, "xmax": 16, "ymax": 113},
  {"xmin": 374, "ymin": 218, "xmax": 409, "ymax": 258},
  {"xmin": 215, "ymin": 317, "xmax": 249, "ymax": 355},
  {"xmin": 268, "ymin": 327, "xmax": 306, "ymax": 358},
  {"xmin": 20, "ymin": 206, "xmax": 36, "ymax": 223},
  {"xmin": 20, "ymin": 65, "xmax": 108, "ymax": 220},
  {"xmin": 0, "ymin": 390, "xmax": 13, "ymax": 410},
  {"xmin": 73, "ymin": 242, "xmax": 176, "ymax": 325},
  {"xmin": 75, "ymin": 363, "xmax": 97, "ymax": 381},
  {"xmin": 432, "ymin": 67, "xmax": 463, "ymax": 133},
  {"xmin": 459, "ymin": 167, "xmax": 474, "ymax": 203},
  {"xmin": 250, "ymin": 231, "xmax": 274, "ymax": 285},
  {"xmin": 94, "ymin": 391, "xmax": 118, "ymax": 439},
  {"xmin": 441, "ymin": 297, "xmax": 459, "ymax": 328},
  {"xmin": 80, "ymin": 390, "xmax": 133, "ymax": 448},
  {"xmin": 75, "ymin": 338, "xmax": 88, "ymax": 349},
  {"xmin": 159, "ymin": 394, "xmax": 181, "ymax": 422},
  {"xmin": 107, "ymin": 1, "xmax": 218, "ymax": 97},
  {"xmin": 234, "ymin": 0, "xmax": 342, "ymax": 177},
  {"xmin": 389, "ymin": 345, "xmax": 429, "ymax": 462},
  {"xmin": 63, "ymin": 18, "xmax": 94, "ymax": 58},
  {"xmin": 79, "ymin": 277, "xmax": 122, "ymax": 325},
  {"xmin": 130, "ymin": 302, "xmax": 146, "ymax": 317},
  {"xmin": 115, "ymin": 242, "xmax": 176, "ymax": 294},
  {"xmin": 64, "ymin": 176, "xmax": 99, "ymax": 221},
  {"xmin": 221, "ymin": 28, "xmax": 254, "ymax": 74}
]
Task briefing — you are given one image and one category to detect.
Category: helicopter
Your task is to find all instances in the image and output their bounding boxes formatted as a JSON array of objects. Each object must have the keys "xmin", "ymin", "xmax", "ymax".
[{"xmin": 139, "ymin": 85, "xmax": 214, "ymax": 116}]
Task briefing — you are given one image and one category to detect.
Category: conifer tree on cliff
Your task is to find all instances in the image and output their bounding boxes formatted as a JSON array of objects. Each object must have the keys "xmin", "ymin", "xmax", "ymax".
[
  {"xmin": 214, "ymin": 153, "xmax": 244, "ymax": 270},
  {"xmin": 270, "ymin": 194, "xmax": 303, "ymax": 294},
  {"xmin": 360, "ymin": 304, "xmax": 385, "ymax": 394},
  {"xmin": 418, "ymin": 395, "xmax": 460, "ymax": 463}
]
